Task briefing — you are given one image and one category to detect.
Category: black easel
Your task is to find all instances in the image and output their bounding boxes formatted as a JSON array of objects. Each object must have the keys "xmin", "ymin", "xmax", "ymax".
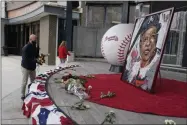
[
  {"xmin": 158, "ymin": 70, "xmax": 162, "ymax": 85},
  {"xmin": 152, "ymin": 69, "xmax": 162, "ymax": 94},
  {"xmin": 109, "ymin": 65, "xmax": 123, "ymax": 73}
]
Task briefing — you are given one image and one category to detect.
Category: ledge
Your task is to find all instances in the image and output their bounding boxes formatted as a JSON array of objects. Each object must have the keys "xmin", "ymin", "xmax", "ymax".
[
  {"xmin": 45, "ymin": 66, "xmax": 78, "ymax": 125},
  {"xmin": 22, "ymin": 65, "xmax": 80, "ymax": 124},
  {"xmin": 6, "ymin": 4, "xmax": 80, "ymax": 24},
  {"xmin": 1, "ymin": 18, "xmax": 9, "ymax": 24},
  {"xmin": 75, "ymin": 57, "xmax": 187, "ymax": 74}
]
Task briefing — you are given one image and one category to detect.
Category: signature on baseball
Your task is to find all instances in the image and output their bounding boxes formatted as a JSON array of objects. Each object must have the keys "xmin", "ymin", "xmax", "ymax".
[{"xmin": 105, "ymin": 35, "xmax": 118, "ymax": 42}]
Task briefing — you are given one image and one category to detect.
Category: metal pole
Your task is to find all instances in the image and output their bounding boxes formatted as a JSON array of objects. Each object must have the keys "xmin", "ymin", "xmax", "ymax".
[
  {"xmin": 121, "ymin": 1, "xmax": 129, "ymax": 23},
  {"xmin": 66, "ymin": 1, "xmax": 73, "ymax": 51}
]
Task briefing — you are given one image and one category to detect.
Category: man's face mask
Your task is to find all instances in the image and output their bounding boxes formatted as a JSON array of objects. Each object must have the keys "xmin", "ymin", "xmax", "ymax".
[{"xmin": 32, "ymin": 41, "xmax": 36, "ymax": 44}]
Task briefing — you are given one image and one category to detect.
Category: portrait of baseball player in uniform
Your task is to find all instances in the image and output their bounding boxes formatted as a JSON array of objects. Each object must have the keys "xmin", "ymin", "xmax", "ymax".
[{"xmin": 121, "ymin": 8, "xmax": 174, "ymax": 92}]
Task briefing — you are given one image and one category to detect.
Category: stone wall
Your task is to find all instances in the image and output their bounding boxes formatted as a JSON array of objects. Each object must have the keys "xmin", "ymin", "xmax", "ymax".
[{"xmin": 73, "ymin": 26, "xmax": 110, "ymax": 57}]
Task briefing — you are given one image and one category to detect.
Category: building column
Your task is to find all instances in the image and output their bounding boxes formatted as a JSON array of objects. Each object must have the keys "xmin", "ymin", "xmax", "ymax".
[
  {"xmin": 40, "ymin": 15, "xmax": 57, "ymax": 65},
  {"xmin": 1, "ymin": 22, "xmax": 5, "ymax": 55},
  {"xmin": 66, "ymin": 1, "xmax": 73, "ymax": 51},
  {"xmin": 110, "ymin": 1, "xmax": 129, "ymax": 73},
  {"xmin": 121, "ymin": 1, "xmax": 129, "ymax": 23}
]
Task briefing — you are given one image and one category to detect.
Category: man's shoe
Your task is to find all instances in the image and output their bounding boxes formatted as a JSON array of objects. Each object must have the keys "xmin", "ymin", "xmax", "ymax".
[{"xmin": 21, "ymin": 96, "xmax": 25, "ymax": 101}]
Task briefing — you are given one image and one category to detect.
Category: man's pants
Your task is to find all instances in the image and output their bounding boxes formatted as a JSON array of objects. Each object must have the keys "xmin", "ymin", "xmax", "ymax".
[{"xmin": 21, "ymin": 67, "xmax": 36, "ymax": 96}]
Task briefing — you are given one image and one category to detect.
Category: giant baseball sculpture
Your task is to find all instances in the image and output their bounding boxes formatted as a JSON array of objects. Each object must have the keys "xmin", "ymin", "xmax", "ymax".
[{"xmin": 101, "ymin": 24, "xmax": 134, "ymax": 66}]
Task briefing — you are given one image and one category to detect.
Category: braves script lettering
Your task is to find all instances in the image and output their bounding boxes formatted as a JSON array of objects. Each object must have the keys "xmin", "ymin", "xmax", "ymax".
[{"xmin": 105, "ymin": 36, "xmax": 118, "ymax": 42}]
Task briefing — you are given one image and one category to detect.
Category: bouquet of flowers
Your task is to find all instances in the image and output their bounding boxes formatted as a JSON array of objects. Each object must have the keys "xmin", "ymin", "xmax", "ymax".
[
  {"xmin": 61, "ymin": 74, "xmax": 90, "ymax": 100},
  {"xmin": 61, "ymin": 74, "xmax": 88, "ymax": 85},
  {"xmin": 37, "ymin": 53, "xmax": 50, "ymax": 65}
]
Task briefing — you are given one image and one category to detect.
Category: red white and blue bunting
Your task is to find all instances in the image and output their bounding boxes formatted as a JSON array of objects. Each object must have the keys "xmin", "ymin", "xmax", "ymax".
[{"xmin": 22, "ymin": 65, "xmax": 80, "ymax": 125}]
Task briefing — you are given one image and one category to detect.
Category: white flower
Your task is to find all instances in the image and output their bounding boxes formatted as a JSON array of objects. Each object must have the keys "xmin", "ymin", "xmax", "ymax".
[
  {"xmin": 165, "ymin": 119, "xmax": 176, "ymax": 125},
  {"xmin": 85, "ymin": 105, "xmax": 90, "ymax": 109},
  {"xmin": 109, "ymin": 110, "xmax": 114, "ymax": 114},
  {"xmin": 88, "ymin": 85, "xmax": 92, "ymax": 90},
  {"xmin": 165, "ymin": 119, "xmax": 169, "ymax": 124}
]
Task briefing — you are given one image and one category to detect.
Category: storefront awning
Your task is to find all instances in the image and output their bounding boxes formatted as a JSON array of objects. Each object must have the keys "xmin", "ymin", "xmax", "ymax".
[
  {"xmin": 6, "ymin": 4, "xmax": 80, "ymax": 24},
  {"xmin": 1, "ymin": 18, "xmax": 9, "ymax": 24}
]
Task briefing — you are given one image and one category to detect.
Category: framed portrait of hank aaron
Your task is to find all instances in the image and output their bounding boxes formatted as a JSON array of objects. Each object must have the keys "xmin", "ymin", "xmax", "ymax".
[{"xmin": 121, "ymin": 8, "xmax": 174, "ymax": 93}]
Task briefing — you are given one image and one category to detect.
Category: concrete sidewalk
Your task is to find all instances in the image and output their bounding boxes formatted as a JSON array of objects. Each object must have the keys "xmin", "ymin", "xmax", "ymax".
[
  {"xmin": 2, "ymin": 56, "xmax": 56, "ymax": 98},
  {"xmin": 2, "ymin": 56, "xmax": 57, "ymax": 124},
  {"xmin": 1, "ymin": 56, "xmax": 112, "ymax": 124},
  {"xmin": 2, "ymin": 56, "xmax": 186, "ymax": 124}
]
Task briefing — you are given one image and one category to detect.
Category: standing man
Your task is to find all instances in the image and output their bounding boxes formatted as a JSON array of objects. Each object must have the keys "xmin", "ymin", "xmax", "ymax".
[{"xmin": 21, "ymin": 34, "xmax": 39, "ymax": 100}]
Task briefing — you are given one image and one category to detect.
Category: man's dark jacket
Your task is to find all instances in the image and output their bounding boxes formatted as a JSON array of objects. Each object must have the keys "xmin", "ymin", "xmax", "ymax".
[{"xmin": 21, "ymin": 42, "xmax": 39, "ymax": 71}]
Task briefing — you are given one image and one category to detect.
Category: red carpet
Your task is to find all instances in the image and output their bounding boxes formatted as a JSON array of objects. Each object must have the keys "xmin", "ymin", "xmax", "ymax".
[{"xmin": 84, "ymin": 74, "xmax": 187, "ymax": 118}]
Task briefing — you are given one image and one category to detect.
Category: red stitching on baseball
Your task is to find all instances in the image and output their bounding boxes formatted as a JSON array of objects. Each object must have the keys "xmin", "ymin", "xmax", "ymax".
[
  {"xmin": 125, "ymin": 37, "xmax": 130, "ymax": 42},
  {"xmin": 118, "ymin": 60, "xmax": 125, "ymax": 63},
  {"xmin": 117, "ymin": 34, "xmax": 132, "ymax": 64},
  {"xmin": 121, "ymin": 42, "xmax": 127, "ymax": 46},
  {"xmin": 119, "ymin": 45, "xmax": 125, "ymax": 49},
  {"xmin": 101, "ymin": 43, "xmax": 106, "ymax": 58},
  {"xmin": 119, "ymin": 59, "xmax": 125, "ymax": 61},
  {"xmin": 118, "ymin": 58, "xmax": 125, "ymax": 62},
  {"xmin": 127, "ymin": 35, "xmax": 131, "ymax": 39},
  {"xmin": 118, "ymin": 52, "xmax": 124, "ymax": 55},
  {"xmin": 118, "ymin": 48, "xmax": 124, "ymax": 51},
  {"xmin": 118, "ymin": 55, "xmax": 125, "ymax": 58},
  {"xmin": 118, "ymin": 57, "xmax": 125, "ymax": 60},
  {"xmin": 122, "ymin": 40, "xmax": 129, "ymax": 45}
]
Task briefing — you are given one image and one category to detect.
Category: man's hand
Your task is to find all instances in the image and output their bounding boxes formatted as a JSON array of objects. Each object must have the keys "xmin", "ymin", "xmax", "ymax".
[
  {"xmin": 36, "ymin": 59, "xmax": 42, "ymax": 65},
  {"xmin": 37, "ymin": 53, "xmax": 50, "ymax": 65}
]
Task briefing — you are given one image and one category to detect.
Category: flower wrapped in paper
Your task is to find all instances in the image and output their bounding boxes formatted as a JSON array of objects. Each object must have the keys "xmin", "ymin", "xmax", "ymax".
[
  {"xmin": 55, "ymin": 73, "xmax": 93, "ymax": 100},
  {"xmin": 64, "ymin": 78, "xmax": 90, "ymax": 100}
]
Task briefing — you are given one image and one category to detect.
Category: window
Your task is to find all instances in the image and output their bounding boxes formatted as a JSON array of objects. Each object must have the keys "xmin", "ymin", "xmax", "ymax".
[
  {"xmin": 162, "ymin": 11, "xmax": 187, "ymax": 66},
  {"xmin": 141, "ymin": 5, "xmax": 150, "ymax": 16},
  {"xmin": 129, "ymin": 5, "xmax": 136, "ymax": 23},
  {"xmin": 87, "ymin": 6, "xmax": 105, "ymax": 27},
  {"xmin": 129, "ymin": 4, "xmax": 150, "ymax": 23},
  {"xmin": 105, "ymin": 6, "xmax": 122, "ymax": 26},
  {"xmin": 86, "ymin": 5, "xmax": 122, "ymax": 27},
  {"xmin": 164, "ymin": 31, "xmax": 179, "ymax": 55}
]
